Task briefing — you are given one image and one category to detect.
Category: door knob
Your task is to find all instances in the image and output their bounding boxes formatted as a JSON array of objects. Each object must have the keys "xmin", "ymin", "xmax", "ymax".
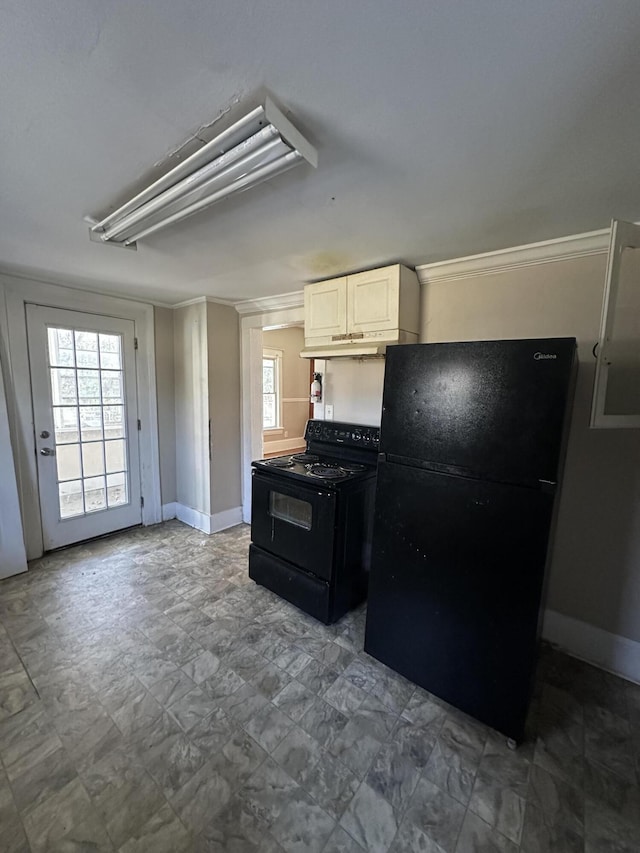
[{"xmin": 40, "ymin": 447, "xmax": 55, "ymax": 456}]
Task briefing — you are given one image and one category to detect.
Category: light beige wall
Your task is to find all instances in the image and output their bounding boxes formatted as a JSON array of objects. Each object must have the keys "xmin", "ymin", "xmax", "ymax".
[
  {"xmin": 207, "ymin": 302, "xmax": 242, "ymax": 515},
  {"xmin": 262, "ymin": 326, "xmax": 309, "ymax": 445},
  {"xmin": 154, "ymin": 306, "xmax": 176, "ymax": 505},
  {"xmin": 422, "ymin": 254, "xmax": 640, "ymax": 644},
  {"xmin": 173, "ymin": 302, "xmax": 210, "ymax": 514}
]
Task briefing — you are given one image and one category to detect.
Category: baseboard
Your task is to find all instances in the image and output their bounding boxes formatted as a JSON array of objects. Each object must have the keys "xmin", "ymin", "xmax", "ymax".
[
  {"xmin": 209, "ymin": 506, "xmax": 244, "ymax": 533},
  {"xmin": 162, "ymin": 502, "xmax": 177, "ymax": 521},
  {"xmin": 543, "ymin": 608, "xmax": 640, "ymax": 685},
  {"xmin": 174, "ymin": 503, "xmax": 211, "ymax": 533},
  {"xmin": 173, "ymin": 503, "xmax": 243, "ymax": 535}
]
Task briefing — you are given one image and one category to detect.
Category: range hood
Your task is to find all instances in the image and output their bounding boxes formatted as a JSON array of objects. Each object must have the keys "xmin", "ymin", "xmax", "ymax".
[{"xmin": 300, "ymin": 341, "xmax": 390, "ymax": 359}]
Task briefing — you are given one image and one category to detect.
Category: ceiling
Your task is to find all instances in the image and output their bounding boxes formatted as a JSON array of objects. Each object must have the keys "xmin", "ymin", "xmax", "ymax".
[{"xmin": 2, "ymin": 1, "xmax": 640, "ymax": 306}]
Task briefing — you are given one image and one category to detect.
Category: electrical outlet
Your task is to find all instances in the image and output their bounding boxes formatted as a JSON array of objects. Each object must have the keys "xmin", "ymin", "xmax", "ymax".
[{"xmin": 325, "ymin": 404, "xmax": 334, "ymax": 420}]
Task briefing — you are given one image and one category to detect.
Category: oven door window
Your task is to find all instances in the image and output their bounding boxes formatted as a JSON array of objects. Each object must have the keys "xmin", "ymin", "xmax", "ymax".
[{"xmin": 269, "ymin": 491, "xmax": 312, "ymax": 530}]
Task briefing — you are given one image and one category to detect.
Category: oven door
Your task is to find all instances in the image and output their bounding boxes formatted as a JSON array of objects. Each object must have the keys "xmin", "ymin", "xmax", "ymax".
[{"xmin": 251, "ymin": 471, "xmax": 336, "ymax": 580}]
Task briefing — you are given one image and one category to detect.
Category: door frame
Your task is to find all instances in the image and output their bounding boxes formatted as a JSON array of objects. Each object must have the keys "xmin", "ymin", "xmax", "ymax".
[
  {"xmin": 26, "ymin": 306, "xmax": 143, "ymax": 551},
  {"xmin": 0, "ymin": 347, "xmax": 27, "ymax": 577},
  {"xmin": 238, "ymin": 298, "xmax": 304, "ymax": 524},
  {"xmin": 0, "ymin": 272, "xmax": 162, "ymax": 560}
]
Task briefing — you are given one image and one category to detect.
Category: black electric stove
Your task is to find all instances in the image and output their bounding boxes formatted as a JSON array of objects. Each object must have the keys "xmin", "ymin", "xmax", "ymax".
[{"xmin": 249, "ymin": 419, "xmax": 380, "ymax": 624}]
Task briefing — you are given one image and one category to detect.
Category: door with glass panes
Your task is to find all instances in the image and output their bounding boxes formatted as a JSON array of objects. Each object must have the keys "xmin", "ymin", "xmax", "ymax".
[{"xmin": 26, "ymin": 305, "xmax": 142, "ymax": 550}]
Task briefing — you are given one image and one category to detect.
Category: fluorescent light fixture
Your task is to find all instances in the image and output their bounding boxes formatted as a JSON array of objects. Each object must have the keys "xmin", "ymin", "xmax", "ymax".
[{"xmin": 89, "ymin": 98, "xmax": 317, "ymax": 247}]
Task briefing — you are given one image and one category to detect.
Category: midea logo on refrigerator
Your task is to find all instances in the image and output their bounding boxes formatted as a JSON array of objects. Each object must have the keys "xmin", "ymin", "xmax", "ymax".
[{"xmin": 533, "ymin": 352, "xmax": 557, "ymax": 360}]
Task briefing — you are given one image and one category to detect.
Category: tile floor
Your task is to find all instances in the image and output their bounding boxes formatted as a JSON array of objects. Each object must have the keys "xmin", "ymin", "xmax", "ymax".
[{"xmin": 0, "ymin": 521, "xmax": 639, "ymax": 852}]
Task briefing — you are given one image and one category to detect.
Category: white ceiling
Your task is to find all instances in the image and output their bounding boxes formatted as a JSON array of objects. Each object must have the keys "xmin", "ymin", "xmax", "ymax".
[{"xmin": 2, "ymin": 1, "xmax": 640, "ymax": 305}]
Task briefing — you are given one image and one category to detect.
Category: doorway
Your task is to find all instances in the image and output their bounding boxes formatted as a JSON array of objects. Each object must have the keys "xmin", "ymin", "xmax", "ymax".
[
  {"xmin": 26, "ymin": 304, "xmax": 142, "ymax": 550},
  {"xmin": 239, "ymin": 303, "xmax": 305, "ymax": 523},
  {"xmin": 261, "ymin": 325, "xmax": 309, "ymax": 458}
]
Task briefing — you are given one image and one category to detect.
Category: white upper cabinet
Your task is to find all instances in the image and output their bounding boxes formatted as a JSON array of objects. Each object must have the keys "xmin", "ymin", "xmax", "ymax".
[
  {"xmin": 304, "ymin": 277, "xmax": 347, "ymax": 339},
  {"xmin": 348, "ymin": 267, "xmax": 401, "ymax": 333},
  {"xmin": 591, "ymin": 219, "xmax": 640, "ymax": 428},
  {"xmin": 303, "ymin": 265, "xmax": 420, "ymax": 355}
]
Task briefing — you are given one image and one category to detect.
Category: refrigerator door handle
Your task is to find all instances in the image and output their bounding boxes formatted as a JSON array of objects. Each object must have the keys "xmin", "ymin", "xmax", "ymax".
[{"xmin": 385, "ymin": 453, "xmax": 474, "ymax": 479}]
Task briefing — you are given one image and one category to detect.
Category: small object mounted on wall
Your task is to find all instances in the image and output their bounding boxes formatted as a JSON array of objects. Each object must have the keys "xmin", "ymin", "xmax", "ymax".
[{"xmin": 310, "ymin": 372, "xmax": 323, "ymax": 404}]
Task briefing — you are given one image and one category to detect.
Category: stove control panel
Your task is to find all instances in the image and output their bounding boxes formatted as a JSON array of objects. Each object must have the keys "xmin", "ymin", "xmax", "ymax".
[{"xmin": 305, "ymin": 419, "xmax": 380, "ymax": 449}]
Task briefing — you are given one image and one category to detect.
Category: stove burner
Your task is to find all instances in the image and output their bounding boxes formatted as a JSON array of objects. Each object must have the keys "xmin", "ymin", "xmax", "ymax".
[
  {"xmin": 307, "ymin": 464, "xmax": 345, "ymax": 480},
  {"xmin": 265, "ymin": 458, "xmax": 294, "ymax": 468},
  {"xmin": 290, "ymin": 453, "xmax": 320, "ymax": 463},
  {"xmin": 338, "ymin": 463, "xmax": 366, "ymax": 472}
]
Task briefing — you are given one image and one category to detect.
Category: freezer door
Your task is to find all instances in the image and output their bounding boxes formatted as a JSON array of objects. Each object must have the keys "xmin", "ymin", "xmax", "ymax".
[
  {"xmin": 364, "ymin": 461, "xmax": 555, "ymax": 742},
  {"xmin": 380, "ymin": 339, "xmax": 576, "ymax": 486}
]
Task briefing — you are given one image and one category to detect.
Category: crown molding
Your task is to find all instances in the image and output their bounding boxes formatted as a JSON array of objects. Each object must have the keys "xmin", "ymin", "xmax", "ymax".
[
  {"xmin": 171, "ymin": 295, "xmax": 238, "ymax": 309},
  {"xmin": 416, "ymin": 227, "xmax": 611, "ymax": 285},
  {"xmin": 0, "ymin": 263, "xmax": 175, "ymax": 308},
  {"xmin": 235, "ymin": 290, "xmax": 304, "ymax": 315}
]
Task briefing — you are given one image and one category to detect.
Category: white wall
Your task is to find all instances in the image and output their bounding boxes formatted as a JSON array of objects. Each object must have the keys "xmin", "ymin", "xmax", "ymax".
[
  {"xmin": 154, "ymin": 306, "xmax": 176, "ymax": 505},
  {"xmin": 172, "ymin": 300, "xmax": 243, "ymax": 532},
  {"xmin": 174, "ymin": 302, "xmax": 210, "ymax": 515},
  {"xmin": 323, "ymin": 358, "xmax": 385, "ymax": 425}
]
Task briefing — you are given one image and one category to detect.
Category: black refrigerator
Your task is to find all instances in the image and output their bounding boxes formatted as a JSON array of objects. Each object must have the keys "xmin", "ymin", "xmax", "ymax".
[{"xmin": 364, "ymin": 338, "xmax": 577, "ymax": 743}]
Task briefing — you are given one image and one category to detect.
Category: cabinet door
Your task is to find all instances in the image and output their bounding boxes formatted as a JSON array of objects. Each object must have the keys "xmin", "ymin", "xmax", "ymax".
[
  {"xmin": 591, "ymin": 219, "xmax": 640, "ymax": 428},
  {"xmin": 304, "ymin": 278, "xmax": 347, "ymax": 339},
  {"xmin": 347, "ymin": 266, "xmax": 399, "ymax": 334}
]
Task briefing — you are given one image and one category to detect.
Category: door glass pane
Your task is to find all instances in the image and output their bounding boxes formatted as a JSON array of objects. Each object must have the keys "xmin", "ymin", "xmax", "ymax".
[
  {"xmin": 56, "ymin": 444, "xmax": 81, "ymax": 482},
  {"xmin": 75, "ymin": 331, "xmax": 99, "ymax": 367},
  {"xmin": 105, "ymin": 439, "xmax": 125, "ymax": 473},
  {"xmin": 59, "ymin": 480, "xmax": 84, "ymax": 518},
  {"xmin": 269, "ymin": 492, "xmax": 313, "ymax": 530},
  {"xmin": 107, "ymin": 472, "xmax": 127, "ymax": 507},
  {"xmin": 77, "ymin": 369, "xmax": 102, "ymax": 404},
  {"xmin": 101, "ymin": 373, "xmax": 123, "ymax": 404},
  {"xmin": 104, "ymin": 406, "xmax": 125, "ymax": 438},
  {"xmin": 84, "ymin": 476, "xmax": 107, "ymax": 512},
  {"xmin": 45, "ymin": 325, "xmax": 131, "ymax": 521},
  {"xmin": 82, "ymin": 443, "xmax": 105, "ymax": 477},
  {"xmin": 54, "ymin": 407, "xmax": 80, "ymax": 444},
  {"xmin": 50, "ymin": 368, "xmax": 77, "ymax": 405},
  {"xmin": 48, "ymin": 328, "xmax": 75, "ymax": 366},
  {"xmin": 99, "ymin": 334, "xmax": 121, "ymax": 370},
  {"xmin": 80, "ymin": 406, "xmax": 103, "ymax": 441}
]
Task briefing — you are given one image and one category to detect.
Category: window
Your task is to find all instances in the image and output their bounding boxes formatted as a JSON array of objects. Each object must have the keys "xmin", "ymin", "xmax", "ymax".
[{"xmin": 263, "ymin": 349, "xmax": 282, "ymax": 429}]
